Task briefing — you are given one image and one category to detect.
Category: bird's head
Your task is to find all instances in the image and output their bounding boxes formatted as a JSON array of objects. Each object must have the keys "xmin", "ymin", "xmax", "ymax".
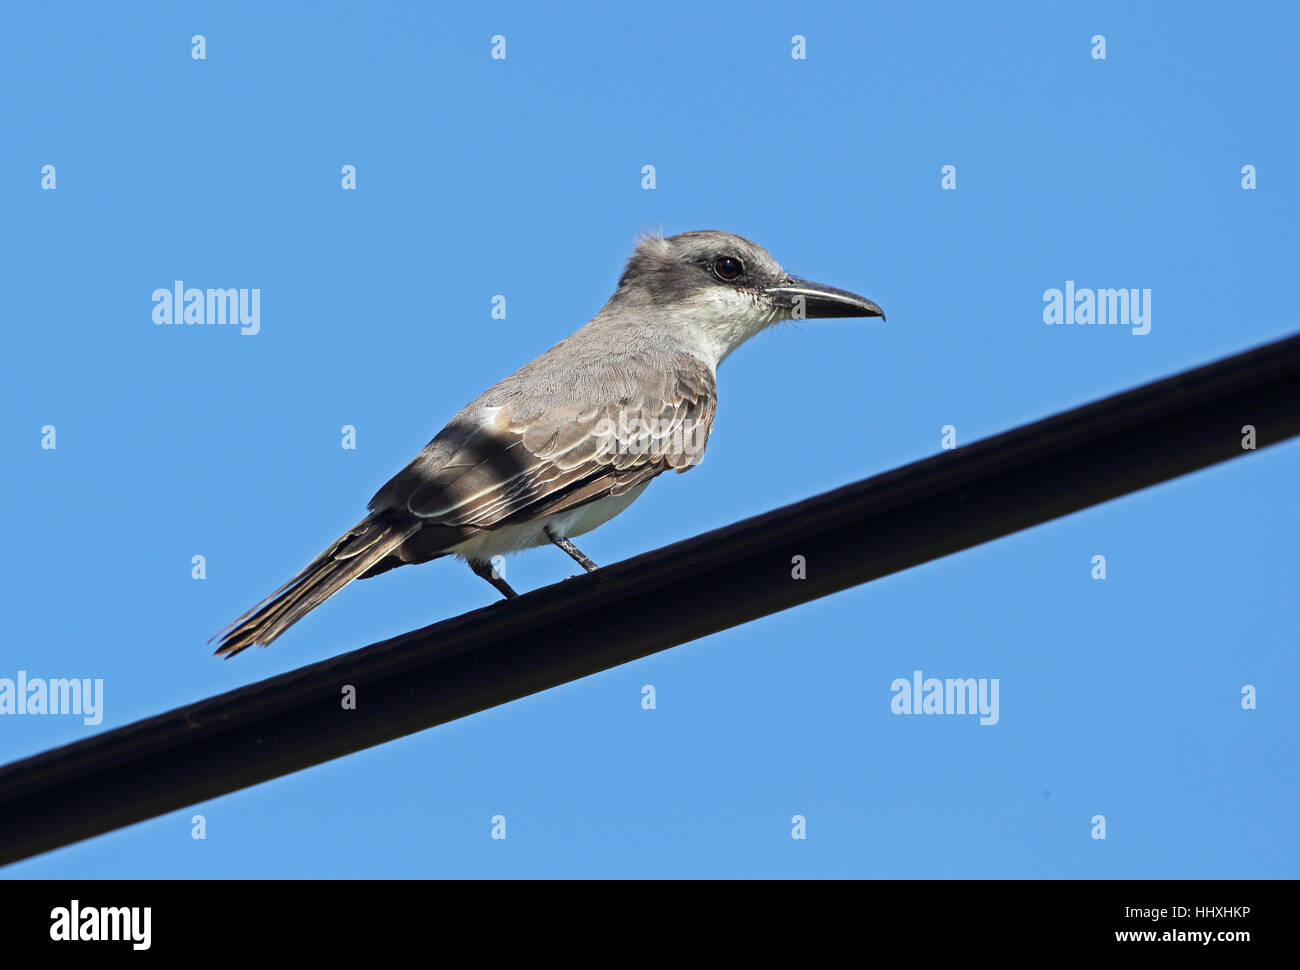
[{"xmin": 612, "ymin": 230, "xmax": 884, "ymax": 364}]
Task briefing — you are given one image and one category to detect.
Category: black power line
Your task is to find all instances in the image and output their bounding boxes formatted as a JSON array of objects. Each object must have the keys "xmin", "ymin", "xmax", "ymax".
[{"xmin": 2, "ymin": 333, "xmax": 1298, "ymax": 867}]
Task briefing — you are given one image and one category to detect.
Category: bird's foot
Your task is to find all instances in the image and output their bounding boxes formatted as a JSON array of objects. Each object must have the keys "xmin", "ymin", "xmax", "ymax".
[
  {"xmin": 545, "ymin": 527, "xmax": 599, "ymax": 573},
  {"xmin": 467, "ymin": 558, "xmax": 518, "ymax": 598}
]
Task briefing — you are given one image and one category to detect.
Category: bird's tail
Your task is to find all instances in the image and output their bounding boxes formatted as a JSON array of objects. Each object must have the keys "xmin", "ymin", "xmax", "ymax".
[{"xmin": 213, "ymin": 511, "xmax": 421, "ymax": 658}]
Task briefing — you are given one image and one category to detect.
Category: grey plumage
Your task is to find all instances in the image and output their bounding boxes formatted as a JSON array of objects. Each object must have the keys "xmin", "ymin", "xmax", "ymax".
[{"xmin": 214, "ymin": 230, "xmax": 882, "ymax": 656}]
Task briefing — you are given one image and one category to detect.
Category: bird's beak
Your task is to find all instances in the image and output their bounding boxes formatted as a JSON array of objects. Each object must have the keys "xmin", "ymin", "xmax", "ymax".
[{"xmin": 766, "ymin": 277, "xmax": 885, "ymax": 321}]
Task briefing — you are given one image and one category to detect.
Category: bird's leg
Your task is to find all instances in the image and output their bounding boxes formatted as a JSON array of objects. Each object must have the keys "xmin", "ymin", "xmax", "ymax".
[
  {"xmin": 467, "ymin": 558, "xmax": 518, "ymax": 599},
  {"xmin": 545, "ymin": 527, "xmax": 599, "ymax": 573}
]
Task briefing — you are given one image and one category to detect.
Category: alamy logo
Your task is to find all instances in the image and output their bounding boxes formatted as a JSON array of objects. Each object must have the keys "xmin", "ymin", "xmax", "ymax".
[
  {"xmin": 890, "ymin": 670, "xmax": 1000, "ymax": 725},
  {"xmin": 0, "ymin": 671, "xmax": 103, "ymax": 725},
  {"xmin": 50, "ymin": 900, "xmax": 151, "ymax": 950},
  {"xmin": 1043, "ymin": 281, "xmax": 1150, "ymax": 335},
  {"xmin": 152, "ymin": 281, "xmax": 261, "ymax": 335},
  {"xmin": 592, "ymin": 411, "xmax": 709, "ymax": 459}
]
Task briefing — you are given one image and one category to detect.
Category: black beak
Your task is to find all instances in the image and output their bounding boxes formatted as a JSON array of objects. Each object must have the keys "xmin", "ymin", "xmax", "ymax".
[{"xmin": 766, "ymin": 277, "xmax": 885, "ymax": 321}]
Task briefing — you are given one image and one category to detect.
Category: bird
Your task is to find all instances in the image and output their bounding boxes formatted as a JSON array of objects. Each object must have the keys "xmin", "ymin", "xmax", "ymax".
[{"xmin": 214, "ymin": 230, "xmax": 884, "ymax": 656}]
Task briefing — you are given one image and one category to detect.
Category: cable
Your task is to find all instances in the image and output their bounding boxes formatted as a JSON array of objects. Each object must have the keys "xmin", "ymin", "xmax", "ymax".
[{"xmin": 2, "ymin": 331, "xmax": 1298, "ymax": 866}]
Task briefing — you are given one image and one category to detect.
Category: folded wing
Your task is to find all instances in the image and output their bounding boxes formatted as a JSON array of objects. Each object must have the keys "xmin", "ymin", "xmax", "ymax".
[{"xmin": 372, "ymin": 350, "xmax": 718, "ymax": 532}]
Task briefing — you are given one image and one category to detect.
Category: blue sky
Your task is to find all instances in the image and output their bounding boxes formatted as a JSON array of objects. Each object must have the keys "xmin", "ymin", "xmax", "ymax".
[{"xmin": 1, "ymin": 0, "xmax": 1296, "ymax": 877}]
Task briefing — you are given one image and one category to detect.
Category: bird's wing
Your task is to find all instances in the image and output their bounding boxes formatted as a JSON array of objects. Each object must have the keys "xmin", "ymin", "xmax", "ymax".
[{"xmin": 373, "ymin": 351, "xmax": 717, "ymax": 529}]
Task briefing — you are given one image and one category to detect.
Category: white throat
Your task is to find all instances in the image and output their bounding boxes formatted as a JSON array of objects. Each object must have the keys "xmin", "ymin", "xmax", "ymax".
[{"xmin": 685, "ymin": 287, "xmax": 785, "ymax": 368}]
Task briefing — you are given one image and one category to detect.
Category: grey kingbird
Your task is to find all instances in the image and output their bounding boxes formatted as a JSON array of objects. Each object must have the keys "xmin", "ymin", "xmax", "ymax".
[{"xmin": 215, "ymin": 230, "xmax": 883, "ymax": 656}]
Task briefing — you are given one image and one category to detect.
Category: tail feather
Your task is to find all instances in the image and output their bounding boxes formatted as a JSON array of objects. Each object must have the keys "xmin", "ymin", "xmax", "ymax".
[{"xmin": 213, "ymin": 512, "xmax": 420, "ymax": 658}]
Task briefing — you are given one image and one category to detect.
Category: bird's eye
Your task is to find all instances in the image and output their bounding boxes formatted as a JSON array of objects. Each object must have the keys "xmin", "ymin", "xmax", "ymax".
[{"xmin": 712, "ymin": 255, "xmax": 744, "ymax": 281}]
